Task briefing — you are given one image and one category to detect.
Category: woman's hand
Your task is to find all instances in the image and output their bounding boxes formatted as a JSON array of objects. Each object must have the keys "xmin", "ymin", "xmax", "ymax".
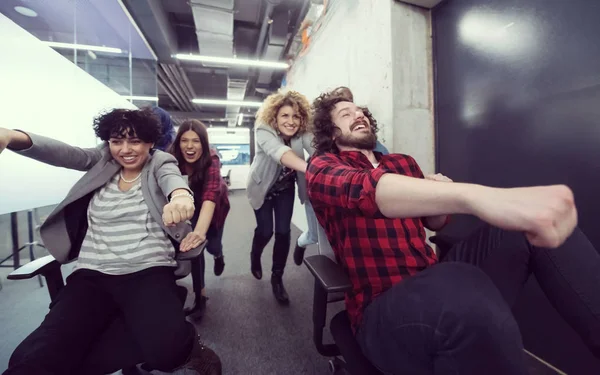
[
  {"xmin": 0, "ymin": 128, "xmax": 12, "ymax": 154},
  {"xmin": 162, "ymin": 196, "xmax": 194, "ymax": 227},
  {"xmin": 180, "ymin": 231, "xmax": 207, "ymax": 252},
  {"xmin": 0, "ymin": 128, "xmax": 32, "ymax": 153}
]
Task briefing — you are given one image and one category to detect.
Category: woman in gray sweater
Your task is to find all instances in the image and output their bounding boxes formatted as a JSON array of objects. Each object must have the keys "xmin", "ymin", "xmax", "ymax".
[{"xmin": 246, "ymin": 91, "xmax": 314, "ymax": 304}]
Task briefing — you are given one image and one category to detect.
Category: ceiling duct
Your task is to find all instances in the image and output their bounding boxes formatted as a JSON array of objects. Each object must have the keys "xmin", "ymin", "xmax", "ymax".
[
  {"xmin": 256, "ymin": 6, "xmax": 290, "ymax": 86},
  {"xmin": 190, "ymin": 0, "xmax": 234, "ymax": 62},
  {"xmin": 190, "ymin": 0, "xmax": 250, "ymax": 126},
  {"xmin": 226, "ymin": 78, "xmax": 249, "ymax": 127}
]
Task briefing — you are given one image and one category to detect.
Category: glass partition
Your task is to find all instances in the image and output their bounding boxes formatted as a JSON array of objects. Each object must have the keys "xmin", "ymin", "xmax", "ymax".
[{"xmin": 0, "ymin": 0, "xmax": 158, "ymax": 105}]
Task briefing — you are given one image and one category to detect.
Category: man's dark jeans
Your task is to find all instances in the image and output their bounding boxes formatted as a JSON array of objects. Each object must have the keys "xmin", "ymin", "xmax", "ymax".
[{"xmin": 357, "ymin": 225, "xmax": 600, "ymax": 375}]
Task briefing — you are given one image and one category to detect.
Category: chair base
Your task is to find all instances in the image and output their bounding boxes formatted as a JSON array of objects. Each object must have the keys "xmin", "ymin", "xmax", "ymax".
[
  {"xmin": 330, "ymin": 311, "xmax": 382, "ymax": 375},
  {"xmin": 328, "ymin": 357, "xmax": 345, "ymax": 374}
]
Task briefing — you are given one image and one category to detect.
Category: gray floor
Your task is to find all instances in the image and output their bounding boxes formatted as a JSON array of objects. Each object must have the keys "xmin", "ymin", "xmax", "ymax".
[{"xmin": 0, "ymin": 191, "xmax": 344, "ymax": 375}]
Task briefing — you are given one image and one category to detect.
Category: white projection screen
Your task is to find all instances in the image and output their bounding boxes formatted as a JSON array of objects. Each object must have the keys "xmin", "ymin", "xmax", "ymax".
[{"xmin": 0, "ymin": 14, "xmax": 136, "ymax": 215}]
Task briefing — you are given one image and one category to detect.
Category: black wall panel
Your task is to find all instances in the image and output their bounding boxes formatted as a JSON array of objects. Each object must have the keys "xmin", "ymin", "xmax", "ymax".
[{"xmin": 432, "ymin": 0, "xmax": 600, "ymax": 373}]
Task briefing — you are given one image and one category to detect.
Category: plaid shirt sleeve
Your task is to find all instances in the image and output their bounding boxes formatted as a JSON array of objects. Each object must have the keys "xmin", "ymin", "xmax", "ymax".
[
  {"xmin": 306, "ymin": 154, "xmax": 387, "ymax": 217},
  {"xmin": 201, "ymin": 154, "xmax": 222, "ymax": 203}
]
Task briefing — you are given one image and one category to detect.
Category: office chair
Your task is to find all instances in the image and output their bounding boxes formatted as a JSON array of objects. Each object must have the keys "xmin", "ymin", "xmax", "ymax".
[
  {"xmin": 304, "ymin": 224, "xmax": 458, "ymax": 374},
  {"xmin": 223, "ymin": 169, "xmax": 232, "ymax": 188},
  {"xmin": 7, "ymin": 242, "xmax": 206, "ymax": 375}
]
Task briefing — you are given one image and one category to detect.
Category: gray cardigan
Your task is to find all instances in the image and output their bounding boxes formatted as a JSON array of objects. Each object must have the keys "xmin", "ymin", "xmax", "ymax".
[
  {"xmin": 246, "ymin": 124, "xmax": 314, "ymax": 210},
  {"xmin": 15, "ymin": 132, "xmax": 192, "ymax": 263}
]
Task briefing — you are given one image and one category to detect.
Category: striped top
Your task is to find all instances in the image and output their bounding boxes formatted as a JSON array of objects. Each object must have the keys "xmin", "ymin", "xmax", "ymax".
[{"xmin": 74, "ymin": 173, "xmax": 177, "ymax": 275}]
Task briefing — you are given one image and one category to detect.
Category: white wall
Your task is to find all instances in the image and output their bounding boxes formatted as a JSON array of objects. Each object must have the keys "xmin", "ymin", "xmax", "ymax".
[
  {"xmin": 285, "ymin": 0, "xmax": 434, "ymax": 232},
  {"xmin": 207, "ymin": 127, "xmax": 250, "ymax": 190},
  {"xmin": 0, "ymin": 15, "xmax": 136, "ymax": 215}
]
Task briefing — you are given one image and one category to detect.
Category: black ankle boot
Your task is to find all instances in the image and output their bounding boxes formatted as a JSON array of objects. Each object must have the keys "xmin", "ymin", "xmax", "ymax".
[
  {"xmin": 271, "ymin": 274, "xmax": 289, "ymax": 305},
  {"xmin": 293, "ymin": 242, "xmax": 306, "ymax": 266},
  {"xmin": 214, "ymin": 255, "xmax": 225, "ymax": 276},
  {"xmin": 251, "ymin": 232, "xmax": 271, "ymax": 280},
  {"xmin": 271, "ymin": 232, "xmax": 291, "ymax": 303}
]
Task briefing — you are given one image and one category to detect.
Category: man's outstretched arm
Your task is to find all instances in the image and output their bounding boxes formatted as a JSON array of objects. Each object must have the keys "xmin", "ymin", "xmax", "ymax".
[{"xmin": 307, "ymin": 155, "xmax": 577, "ymax": 249}]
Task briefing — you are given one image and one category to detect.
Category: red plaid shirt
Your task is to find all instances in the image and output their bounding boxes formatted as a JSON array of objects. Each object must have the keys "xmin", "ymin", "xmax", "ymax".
[
  {"xmin": 191, "ymin": 149, "xmax": 230, "ymax": 230},
  {"xmin": 306, "ymin": 151, "xmax": 440, "ymax": 332}
]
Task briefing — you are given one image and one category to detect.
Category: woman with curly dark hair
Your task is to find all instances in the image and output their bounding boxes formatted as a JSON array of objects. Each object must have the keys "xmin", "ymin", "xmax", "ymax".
[
  {"xmin": 247, "ymin": 90, "xmax": 315, "ymax": 304},
  {"xmin": 170, "ymin": 119, "xmax": 230, "ymax": 321},
  {"xmin": 0, "ymin": 108, "xmax": 221, "ymax": 375}
]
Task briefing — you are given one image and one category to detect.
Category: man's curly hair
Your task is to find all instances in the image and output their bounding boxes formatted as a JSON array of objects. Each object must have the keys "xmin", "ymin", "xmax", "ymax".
[
  {"xmin": 93, "ymin": 107, "xmax": 162, "ymax": 143},
  {"xmin": 312, "ymin": 86, "xmax": 379, "ymax": 154},
  {"xmin": 256, "ymin": 90, "xmax": 311, "ymax": 135}
]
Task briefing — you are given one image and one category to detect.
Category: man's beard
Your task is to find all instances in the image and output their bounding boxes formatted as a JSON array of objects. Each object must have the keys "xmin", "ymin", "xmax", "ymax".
[{"xmin": 335, "ymin": 131, "xmax": 377, "ymax": 150}]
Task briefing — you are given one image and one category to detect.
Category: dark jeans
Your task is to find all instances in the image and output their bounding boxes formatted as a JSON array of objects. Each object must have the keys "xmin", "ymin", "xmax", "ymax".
[
  {"xmin": 357, "ymin": 225, "xmax": 600, "ymax": 375},
  {"xmin": 253, "ymin": 187, "xmax": 295, "ymax": 238},
  {"xmin": 192, "ymin": 225, "xmax": 225, "ymax": 292},
  {"xmin": 252, "ymin": 187, "xmax": 295, "ymax": 276},
  {"xmin": 4, "ymin": 267, "xmax": 195, "ymax": 375}
]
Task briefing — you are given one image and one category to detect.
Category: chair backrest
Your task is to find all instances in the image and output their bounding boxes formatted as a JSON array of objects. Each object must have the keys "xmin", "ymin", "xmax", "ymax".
[{"xmin": 316, "ymin": 222, "xmax": 336, "ymax": 261}]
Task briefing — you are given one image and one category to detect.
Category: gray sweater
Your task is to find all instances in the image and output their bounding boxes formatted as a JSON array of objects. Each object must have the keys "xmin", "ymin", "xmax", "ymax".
[
  {"xmin": 15, "ymin": 132, "xmax": 192, "ymax": 263},
  {"xmin": 246, "ymin": 124, "xmax": 315, "ymax": 210}
]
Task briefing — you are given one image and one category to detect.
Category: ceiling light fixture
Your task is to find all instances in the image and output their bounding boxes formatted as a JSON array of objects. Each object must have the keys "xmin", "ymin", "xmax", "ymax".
[
  {"xmin": 42, "ymin": 41, "xmax": 122, "ymax": 54},
  {"xmin": 192, "ymin": 98, "xmax": 263, "ymax": 108},
  {"xmin": 175, "ymin": 54, "xmax": 288, "ymax": 69},
  {"xmin": 122, "ymin": 95, "xmax": 159, "ymax": 101},
  {"xmin": 14, "ymin": 6, "xmax": 38, "ymax": 17},
  {"xmin": 237, "ymin": 113, "xmax": 244, "ymax": 126}
]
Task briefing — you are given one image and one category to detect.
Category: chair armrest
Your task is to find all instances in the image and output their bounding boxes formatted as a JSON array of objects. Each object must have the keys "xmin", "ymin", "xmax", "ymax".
[
  {"xmin": 7, "ymin": 255, "xmax": 60, "ymax": 280},
  {"xmin": 429, "ymin": 234, "xmax": 462, "ymax": 249},
  {"xmin": 305, "ymin": 255, "xmax": 346, "ymax": 357},
  {"xmin": 176, "ymin": 241, "xmax": 206, "ymax": 261},
  {"xmin": 304, "ymin": 255, "xmax": 352, "ymax": 294}
]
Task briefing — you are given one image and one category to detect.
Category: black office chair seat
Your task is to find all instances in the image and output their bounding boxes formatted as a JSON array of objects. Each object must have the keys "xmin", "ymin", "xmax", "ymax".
[{"xmin": 330, "ymin": 311, "xmax": 382, "ymax": 374}]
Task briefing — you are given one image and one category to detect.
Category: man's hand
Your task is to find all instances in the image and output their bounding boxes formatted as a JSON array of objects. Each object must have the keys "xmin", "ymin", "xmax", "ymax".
[
  {"xmin": 425, "ymin": 173, "xmax": 453, "ymax": 183},
  {"xmin": 0, "ymin": 127, "xmax": 12, "ymax": 154},
  {"xmin": 470, "ymin": 185, "xmax": 577, "ymax": 248},
  {"xmin": 162, "ymin": 197, "xmax": 194, "ymax": 227},
  {"xmin": 180, "ymin": 231, "xmax": 206, "ymax": 252}
]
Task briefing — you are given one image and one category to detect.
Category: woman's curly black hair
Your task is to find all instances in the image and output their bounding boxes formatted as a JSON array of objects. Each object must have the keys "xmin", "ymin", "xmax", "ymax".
[
  {"xmin": 311, "ymin": 86, "xmax": 378, "ymax": 154},
  {"xmin": 92, "ymin": 107, "xmax": 162, "ymax": 143}
]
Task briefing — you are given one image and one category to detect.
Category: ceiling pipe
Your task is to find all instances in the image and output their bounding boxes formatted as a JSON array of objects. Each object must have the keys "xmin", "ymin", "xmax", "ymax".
[
  {"xmin": 161, "ymin": 64, "xmax": 195, "ymax": 112},
  {"xmin": 157, "ymin": 65, "xmax": 194, "ymax": 112},
  {"xmin": 157, "ymin": 78, "xmax": 187, "ymax": 110},
  {"xmin": 177, "ymin": 66, "xmax": 198, "ymax": 100},
  {"xmin": 244, "ymin": 0, "xmax": 278, "ymax": 100},
  {"xmin": 281, "ymin": 0, "xmax": 311, "ymax": 59},
  {"xmin": 166, "ymin": 65, "xmax": 195, "ymax": 101}
]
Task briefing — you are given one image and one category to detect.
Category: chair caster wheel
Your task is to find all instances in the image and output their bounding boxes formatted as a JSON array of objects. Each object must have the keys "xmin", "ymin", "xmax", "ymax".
[{"xmin": 328, "ymin": 358, "xmax": 343, "ymax": 373}]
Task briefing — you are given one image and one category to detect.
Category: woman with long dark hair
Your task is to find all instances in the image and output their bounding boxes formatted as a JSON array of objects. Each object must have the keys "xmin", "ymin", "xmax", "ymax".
[{"xmin": 171, "ymin": 119, "xmax": 230, "ymax": 320}]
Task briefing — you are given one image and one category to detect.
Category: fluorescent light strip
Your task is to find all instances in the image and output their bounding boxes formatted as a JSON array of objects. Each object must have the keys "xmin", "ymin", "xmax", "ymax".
[
  {"xmin": 192, "ymin": 98, "xmax": 263, "ymax": 107},
  {"xmin": 43, "ymin": 41, "xmax": 122, "ymax": 54},
  {"xmin": 123, "ymin": 96, "xmax": 159, "ymax": 101},
  {"xmin": 175, "ymin": 54, "xmax": 288, "ymax": 69}
]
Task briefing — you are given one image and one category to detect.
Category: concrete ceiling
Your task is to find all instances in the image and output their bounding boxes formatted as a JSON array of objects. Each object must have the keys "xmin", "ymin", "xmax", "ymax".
[{"xmin": 123, "ymin": 0, "xmax": 311, "ymax": 126}]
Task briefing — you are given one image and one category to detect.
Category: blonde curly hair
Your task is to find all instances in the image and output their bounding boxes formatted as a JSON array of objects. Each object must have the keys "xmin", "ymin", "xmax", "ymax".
[{"xmin": 256, "ymin": 90, "xmax": 311, "ymax": 135}]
